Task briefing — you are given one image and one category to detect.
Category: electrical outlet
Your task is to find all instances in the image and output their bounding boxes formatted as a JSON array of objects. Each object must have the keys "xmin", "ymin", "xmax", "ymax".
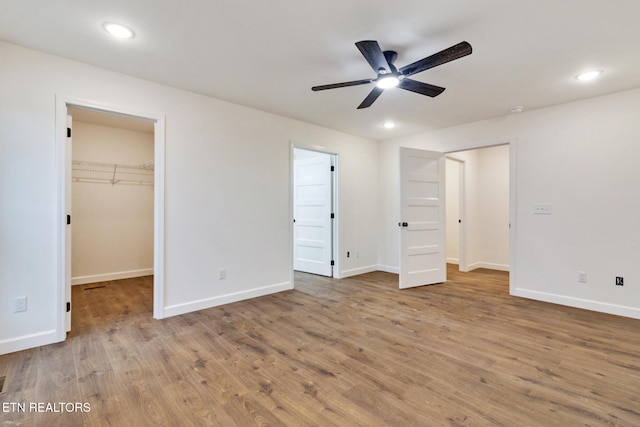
[
  {"xmin": 15, "ymin": 296, "xmax": 27, "ymax": 313},
  {"xmin": 616, "ymin": 276, "xmax": 624, "ymax": 286},
  {"xmin": 577, "ymin": 271, "xmax": 587, "ymax": 283},
  {"xmin": 219, "ymin": 269, "xmax": 226, "ymax": 280}
]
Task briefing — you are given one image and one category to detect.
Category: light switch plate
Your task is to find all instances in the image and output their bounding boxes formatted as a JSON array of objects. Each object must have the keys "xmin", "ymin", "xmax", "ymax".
[{"xmin": 534, "ymin": 203, "xmax": 552, "ymax": 214}]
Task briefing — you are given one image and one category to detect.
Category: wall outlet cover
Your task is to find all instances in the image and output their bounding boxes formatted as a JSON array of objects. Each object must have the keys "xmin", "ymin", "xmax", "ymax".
[{"xmin": 15, "ymin": 296, "xmax": 27, "ymax": 312}]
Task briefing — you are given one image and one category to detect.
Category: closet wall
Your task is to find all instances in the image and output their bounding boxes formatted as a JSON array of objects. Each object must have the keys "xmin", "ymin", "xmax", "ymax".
[{"xmin": 71, "ymin": 119, "xmax": 154, "ymax": 285}]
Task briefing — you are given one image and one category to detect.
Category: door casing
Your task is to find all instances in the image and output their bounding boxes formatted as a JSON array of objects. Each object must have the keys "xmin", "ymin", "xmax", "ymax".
[{"xmin": 55, "ymin": 95, "xmax": 166, "ymax": 341}]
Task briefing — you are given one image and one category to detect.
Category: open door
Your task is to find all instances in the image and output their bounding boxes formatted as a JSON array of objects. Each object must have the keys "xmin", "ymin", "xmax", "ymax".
[
  {"xmin": 399, "ymin": 147, "xmax": 446, "ymax": 288},
  {"xmin": 293, "ymin": 151, "xmax": 333, "ymax": 276}
]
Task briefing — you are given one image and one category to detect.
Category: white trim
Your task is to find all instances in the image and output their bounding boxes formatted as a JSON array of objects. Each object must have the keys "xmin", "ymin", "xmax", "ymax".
[
  {"xmin": 0, "ymin": 330, "xmax": 58, "ymax": 355},
  {"xmin": 513, "ymin": 288, "xmax": 640, "ymax": 320},
  {"xmin": 508, "ymin": 140, "xmax": 518, "ymax": 296},
  {"xmin": 444, "ymin": 138, "xmax": 517, "ymax": 155},
  {"xmin": 72, "ymin": 268, "xmax": 154, "ymax": 286},
  {"xmin": 153, "ymin": 116, "xmax": 166, "ymax": 319},
  {"xmin": 340, "ymin": 265, "xmax": 378, "ymax": 278},
  {"xmin": 466, "ymin": 262, "xmax": 510, "ymax": 272},
  {"xmin": 164, "ymin": 281, "xmax": 292, "ymax": 318},
  {"xmin": 445, "ymin": 156, "xmax": 466, "ymax": 271},
  {"xmin": 377, "ymin": 265, "xmax": 399, "ymax": 274},
  {"xmin": 55, "ymin": 99, "xmax": 66, "ymax": 342},
  {"xmin": 331, "ymin": 155, "xmax": 340, "ymax": 278},
  {"xmin": 55, "ymin": 95, "xmax": 166, "ymax": 345},
  {"xmin": 446, "ymin": 257, "xmax": 460, "ymax": 265}
]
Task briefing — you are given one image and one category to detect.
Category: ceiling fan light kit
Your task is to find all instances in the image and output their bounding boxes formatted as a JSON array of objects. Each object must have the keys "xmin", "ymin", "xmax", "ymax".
[
  {"xmin": 377, "ymin": 76, "xmax": 400, "ymax": 89},
  {"xmin": 312, "ymin": 40, "xmax": 472, "ymax": 109}
]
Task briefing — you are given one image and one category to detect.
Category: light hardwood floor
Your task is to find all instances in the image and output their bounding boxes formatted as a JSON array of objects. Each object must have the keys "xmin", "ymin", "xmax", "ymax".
[{"xmin": 1, "ymin": 266, "xmax": 639, "ymax": 426}]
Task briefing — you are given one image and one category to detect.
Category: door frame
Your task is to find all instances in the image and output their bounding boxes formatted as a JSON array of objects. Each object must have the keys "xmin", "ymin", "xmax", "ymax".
[
  {"xmin": 290, "ymin": 144, "xmax": 339, "ymax": 281},
  {"xmin": 445, "ymin": 156, "xmax": 467, "ymax": 271},
  {"xmin": 55, "ymin": 95, "xmax": 166, "ymax": 341},
  {"xmin": 444, "ymin": 138, "xmax": 517, "ymax": 293}
]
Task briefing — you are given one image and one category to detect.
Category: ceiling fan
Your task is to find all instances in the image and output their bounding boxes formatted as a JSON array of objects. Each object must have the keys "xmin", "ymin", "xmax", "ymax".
[{"xmin": 312, "ymin": 40, "xmax": 472, "ymax": 109}]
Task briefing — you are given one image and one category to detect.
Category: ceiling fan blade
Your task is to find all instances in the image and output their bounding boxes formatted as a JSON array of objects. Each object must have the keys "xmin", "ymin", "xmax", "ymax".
[
  {"xmin": 399, "ymin": 41, "xmax": 472, "ymax": 77},
  {"xmin": 356, "ymin": 40, "xmax": 391, "ymax": 74},
  {"xmin": 312, "ymin": 78, "xmax": 373, "ymax": 91},
  {"xmin": 357, "ymin": 87, "xmax": 384, "ymax": 109},
  {"xmin": 398, "ymin": 78, "xmax": 446, "ymax": 97}
]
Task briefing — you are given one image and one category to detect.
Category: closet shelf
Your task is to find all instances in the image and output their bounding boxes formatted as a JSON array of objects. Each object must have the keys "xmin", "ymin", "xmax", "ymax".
[{"xmin": 72, "ymin": 160, "xmax": 154, "ymax": 186}]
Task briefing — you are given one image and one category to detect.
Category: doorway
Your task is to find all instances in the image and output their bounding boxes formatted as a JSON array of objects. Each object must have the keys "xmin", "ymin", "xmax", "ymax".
[
  {"xmin": 292, "ymin": 147, "xmax": 337, "ymax": 277},
  {"xmin": 397, "ymin": 142, "xmax": 514, "ymax": 291},
  {"xmin": 69, "ymin": 107, "xmax": 155, "ymax": 327},
  {"xmin": 446, "ymin": 144, "xmax": 510, "ymax": 273},
  {"xmin": 56, "ymin": 96, "xmax": 166, "ymax": 341}
]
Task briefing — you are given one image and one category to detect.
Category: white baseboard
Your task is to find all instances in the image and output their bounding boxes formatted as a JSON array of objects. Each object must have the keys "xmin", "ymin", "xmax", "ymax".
[
  {"xmin": 512, "ymin": 288, "xmax": 640, "ymax": 320},
  {"xmin": 446, "ymin": 257, "xmax": 460, "ymax": 265},
  {"xmin": 466, "ymin": 262, "xmax": 510, "ymax": 272},
  {"xmin": 163, "ymin": 281, "xmax": 292, "ymax": 318},
  {"xmin": 72, "ymin": 268, "xmax": 154, "ymax": 285},
  {"xmin": 339, "ymin": 265, "xmax": 378, "ymax": 278},
  {"xmin": 0, "ymin": 330, "xmax": 59, "ymax": 355},
  {"xmin": 376, "ymin": 263, "xmax": 511, "ymax": 274},
  {"xmin": 377, "ymin": 265, "xmax": 399, "ymax": 274}
]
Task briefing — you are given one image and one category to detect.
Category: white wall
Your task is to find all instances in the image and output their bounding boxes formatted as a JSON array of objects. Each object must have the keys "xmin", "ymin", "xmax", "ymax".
[
  {"xmin": 379, "ymin": 88, "xmax": 640, "ymax": 319},
  {"xmin": 71, "ymin": 121, "xmax": 154, "ymax": 284},
  {"xmin": 474, "ymin": 145, "xmax": 509, "ymax": 270},
  {"xmin": 0, "ymin": 41, "xmax": 378, "ymax": 354}
]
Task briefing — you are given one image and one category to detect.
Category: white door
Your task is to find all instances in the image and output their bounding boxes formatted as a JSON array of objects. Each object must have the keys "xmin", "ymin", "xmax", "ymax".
[
  {"xmin": 293, "ymin": 152, "xmax": 333, "ymax": 276},
  {"xmin": 65, "ymin": 114, "xmax": 72, "ymax": 331},
  {"xmin": 399, "ymin": 147, "xmax": 446, "ymax": 288}
]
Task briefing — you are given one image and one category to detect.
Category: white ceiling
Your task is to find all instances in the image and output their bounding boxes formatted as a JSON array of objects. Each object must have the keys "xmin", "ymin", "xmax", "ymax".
[
  {"xmin": 69, "ymin": 107, "xmax": 154, "ymax": 133},
  {"xmin": 2, "ymin": 0, "xmax": 640, "ymax": 140}
]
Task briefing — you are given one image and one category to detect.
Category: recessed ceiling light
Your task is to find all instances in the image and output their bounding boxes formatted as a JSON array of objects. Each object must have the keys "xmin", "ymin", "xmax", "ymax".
[
  {"xmin": 102, "ymin": 22, "xmax": 135, "ymax": 39},
  {"xmin": 383, "ymin": 121, "xmax": 396, "ymax": 129},
  {"xmin": 575, "ymin": 70, "xmax": 603, "ymax": 82}
]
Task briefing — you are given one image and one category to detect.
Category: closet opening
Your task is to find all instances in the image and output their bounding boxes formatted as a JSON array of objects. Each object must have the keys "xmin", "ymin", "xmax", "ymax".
[
  {"xmin": 56, "ymin": 96, "xmax": 166, "ymax": 341},
  {"xmin": 69, "ymin": 107, "xmax": 155, "ymax": 330}
]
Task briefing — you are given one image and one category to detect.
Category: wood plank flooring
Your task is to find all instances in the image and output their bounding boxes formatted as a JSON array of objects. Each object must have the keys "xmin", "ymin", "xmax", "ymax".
[{"xmin": 1, "ymin": 266, "xmax": 640, "ymax": 426}]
